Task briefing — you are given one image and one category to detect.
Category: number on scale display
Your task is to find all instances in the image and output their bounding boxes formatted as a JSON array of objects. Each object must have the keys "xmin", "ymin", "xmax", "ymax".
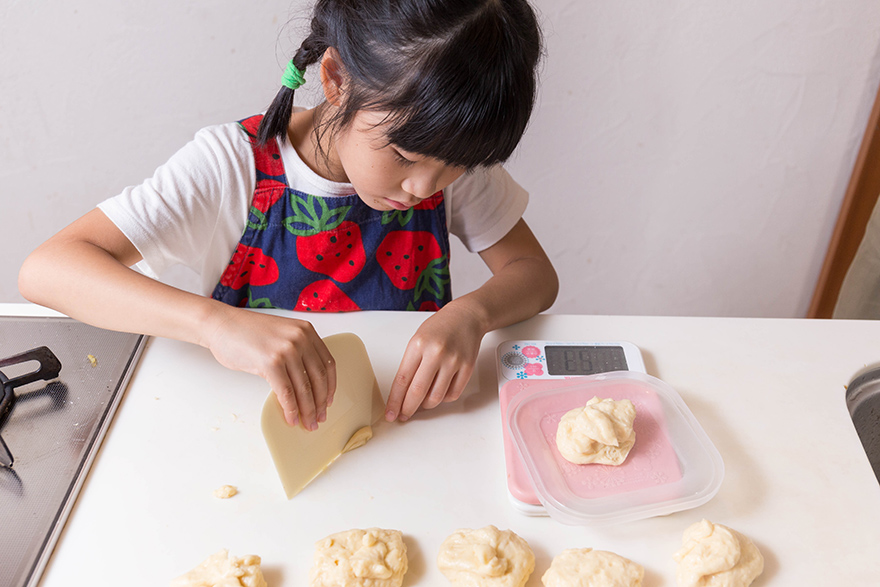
[{"xmin": 544, "ymin": 345, "xmax": 628, "ymax": 376}]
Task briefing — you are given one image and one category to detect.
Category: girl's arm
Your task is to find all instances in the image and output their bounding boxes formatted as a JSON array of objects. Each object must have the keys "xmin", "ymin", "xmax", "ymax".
[
  {"xmin": 384, "ymin": 218, "xmax": 558, "ymax": 421},
  {"xmin": 18, "ymin": 208, "xmax": 334, "ymax": 430}
]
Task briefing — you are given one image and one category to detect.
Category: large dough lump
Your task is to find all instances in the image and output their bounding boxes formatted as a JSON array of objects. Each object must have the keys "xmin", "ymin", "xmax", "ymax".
[
  {"xmin": 556, "ymin": 397, "xmax": 636, "ymax": 465},
  {"xmin": 673, "ymin": 519, "xmax": 764, "ymax": 587},
  {"xmin": 437, "ymin": 525, "xmax": 535, "ymax": 587},
  {"xmin": 541, "ymin": 548, "xmax": 644, "ymax": 587},
  {"xmin": 309, "ymin": 528, "xmax": 408, "ymax": 587},
  {"xmin": 170, "ymin": 549, "xmax": 267, "ymax": 587}
]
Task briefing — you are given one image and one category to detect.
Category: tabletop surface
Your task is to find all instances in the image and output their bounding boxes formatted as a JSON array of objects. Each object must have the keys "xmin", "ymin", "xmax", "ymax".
[{"xmin": 2, "ymin": 304, "xmax": 878, "ymax": 587}]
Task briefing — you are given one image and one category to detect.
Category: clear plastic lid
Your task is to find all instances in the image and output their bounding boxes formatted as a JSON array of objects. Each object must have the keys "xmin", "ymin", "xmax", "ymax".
[{"xmin": 507, "ymin": 371, "xmax": 724, "ymax": 526}]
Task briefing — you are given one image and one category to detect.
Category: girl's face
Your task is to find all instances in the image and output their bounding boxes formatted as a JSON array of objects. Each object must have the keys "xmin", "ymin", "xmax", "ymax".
[{"xmin": 330, "ymin": 110, "xmax": 467, "ymax": 211}]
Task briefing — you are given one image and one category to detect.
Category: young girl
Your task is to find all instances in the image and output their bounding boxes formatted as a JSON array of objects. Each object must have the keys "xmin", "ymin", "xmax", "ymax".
[{"xmin": 18, "ymin": 0, "xmax": 558, "ymax": 432}]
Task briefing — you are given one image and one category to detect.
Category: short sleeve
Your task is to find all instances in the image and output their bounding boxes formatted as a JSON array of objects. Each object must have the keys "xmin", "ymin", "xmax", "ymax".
[
  {"xmin": 445, "ymin": 165, "xmax": 528, "ymax": 253},
  {"xmin": 97, "ymin": 123, "xmax": 253, "ymax": 294}
]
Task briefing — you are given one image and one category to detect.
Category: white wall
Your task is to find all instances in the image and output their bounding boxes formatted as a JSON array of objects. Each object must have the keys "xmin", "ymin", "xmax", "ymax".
[{"xmin": 2, "ymin": 0, "xmax": 880, "ymax": 318}]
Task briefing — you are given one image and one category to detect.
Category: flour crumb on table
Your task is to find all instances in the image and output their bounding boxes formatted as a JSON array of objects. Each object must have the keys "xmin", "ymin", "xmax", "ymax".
[
  {"xmin": 673, "ymin": 519, "xmax": 764, "ymax": 587},
  {"xmin": 437, "ymin": 525, "xmax": 534, "ymax": 587},
  {"xmin": 213, "ymin": 485, "xmax": 238, "ymax": 499},
  {"xmin": 170, "ymin": 549, "xmax": 267, "ymax": 587},
  {"xmin": 310, "ymin": 528, "xmax": 408, "ymax": 587},
  {"xmin": 542, "ymin": 548, "xmax": 644, "ymax": 587},
  {"xmin": 556, "ymin": 397, "xmax": 636, "ymax": 465}
]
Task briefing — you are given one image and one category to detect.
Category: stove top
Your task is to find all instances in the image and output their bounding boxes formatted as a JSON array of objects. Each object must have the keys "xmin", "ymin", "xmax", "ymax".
[{"xmin": 0, "ymin": 316, "xmax": 145, "ymax": 587}]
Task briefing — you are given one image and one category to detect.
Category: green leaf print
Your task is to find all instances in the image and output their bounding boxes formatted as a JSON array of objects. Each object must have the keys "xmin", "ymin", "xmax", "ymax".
[
  {"xmin": 414, "ymin": 255, "xmax": 450, "ymax": 301},
  {"xmin": 247, "ymin": 206, "xmax": 269, "ymax": 231},
  {"xmin": 381, "ymin": 209, "xmax": 414, "ymax": 227},
  {"xmin": 247, "ymin": 290, "xmax": 275, "ymax": 308},
  {"xmin": 283, "ymin": 193, "xmax": 351, "ymax": 236}
]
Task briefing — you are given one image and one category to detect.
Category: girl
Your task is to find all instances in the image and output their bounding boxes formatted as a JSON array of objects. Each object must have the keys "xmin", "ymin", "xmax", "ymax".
[{"xmin": 18, "ymin": 0, "xmax": 558, "ymax": 431}]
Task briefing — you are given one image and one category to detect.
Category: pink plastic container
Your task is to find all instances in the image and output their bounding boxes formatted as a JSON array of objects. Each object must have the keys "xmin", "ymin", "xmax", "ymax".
[{"xmin": 503, "ymin": 372, "xmax": 724, "ymax": 526}]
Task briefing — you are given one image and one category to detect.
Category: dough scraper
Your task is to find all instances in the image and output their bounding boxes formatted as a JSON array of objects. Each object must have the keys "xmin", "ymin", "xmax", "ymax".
[{"xmin": 261, "ymin": 332, "xmax": 384, "ymax": 499}]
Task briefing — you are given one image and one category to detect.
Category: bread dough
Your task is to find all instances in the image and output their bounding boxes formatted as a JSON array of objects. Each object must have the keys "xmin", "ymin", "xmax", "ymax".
[
  {"xmin": 213, "ymin": 485, "xmax": 238, "ymax": 499},
  {"xmin": 437, "ymin": 525, "xmax": 535, "ymax": 587},
  {"xmin": 342, "ymin": 425, "xmax": 373, "ymax": 453},
  {"xmin": 309, "ymin": 528, "xmax": 408, "ymax": 587},
  {"xmin": 673, "ymin": 519, "xmax": 764, "ymax": 587},
  {"xmin": 541, "ymin": 548, "xmax": 644, "ymax": 587},
  {"xmin": 556, "ymin": 397, "xmax": 636, "ymax": 465},
  {"xmin": 170, "ymin": 549, "xmax": 267, "ymax": 587}
]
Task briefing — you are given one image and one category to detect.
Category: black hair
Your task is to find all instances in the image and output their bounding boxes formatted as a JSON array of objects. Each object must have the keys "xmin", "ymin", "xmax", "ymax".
[{"xmin": 257, "ymin": 0, "xmax": 542, "ymax": 169}]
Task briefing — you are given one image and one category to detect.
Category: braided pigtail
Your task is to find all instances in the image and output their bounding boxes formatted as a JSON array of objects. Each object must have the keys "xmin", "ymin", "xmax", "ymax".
[{"xmin": 257, "ymin": 36, "xmax": 326, "ymax": 145}]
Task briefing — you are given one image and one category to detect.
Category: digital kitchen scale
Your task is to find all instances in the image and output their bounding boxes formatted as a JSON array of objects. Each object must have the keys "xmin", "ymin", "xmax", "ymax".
[
  {"xmin": 496, "ymin": 340, "xmax": 646, "ymax": 516},
  {"xmin": 497, "ymin": 340, "xmax": 645, "ymax": 385}
]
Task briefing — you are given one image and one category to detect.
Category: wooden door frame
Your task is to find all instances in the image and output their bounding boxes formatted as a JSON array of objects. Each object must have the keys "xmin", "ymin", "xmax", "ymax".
[{"xmin": 808, "ymin": 81, "xmax": 880, "ymax": 318}]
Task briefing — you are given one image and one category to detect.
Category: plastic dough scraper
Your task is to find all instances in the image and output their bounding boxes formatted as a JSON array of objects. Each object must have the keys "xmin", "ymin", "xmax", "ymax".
[{"xmin": 261, "ymin": 332, "xmax": 384, "ymax": 498}]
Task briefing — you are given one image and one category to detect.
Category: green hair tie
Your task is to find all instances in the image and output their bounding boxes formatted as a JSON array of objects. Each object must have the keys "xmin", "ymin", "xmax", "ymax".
[{"xmin": 281, "ymin": 61, "xmax": 305, "ymax": 90}]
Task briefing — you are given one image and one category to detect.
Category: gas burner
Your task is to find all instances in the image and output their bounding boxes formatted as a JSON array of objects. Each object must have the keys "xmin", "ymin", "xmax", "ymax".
[{"xmin": 0, "ymin": 346, "xmax": 62, "ymax": 467}]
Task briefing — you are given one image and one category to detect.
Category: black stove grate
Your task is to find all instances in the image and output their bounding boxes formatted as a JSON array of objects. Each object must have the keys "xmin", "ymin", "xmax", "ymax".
[{"xmin": 0, "ymin": 347, "xmax": 63, "ymax": 467}]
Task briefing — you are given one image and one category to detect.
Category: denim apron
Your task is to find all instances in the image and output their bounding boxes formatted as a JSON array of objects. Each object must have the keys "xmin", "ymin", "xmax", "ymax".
[{"xmin": 211, "ymin": 114, "xmax": 452, "ymax": 312}]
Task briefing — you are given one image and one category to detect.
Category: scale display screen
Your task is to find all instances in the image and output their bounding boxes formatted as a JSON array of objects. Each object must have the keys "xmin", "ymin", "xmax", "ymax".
[
  {"xmin": 544, "ymin": 345, "xmax": 628, "ymax": 376},
  {"xmin": 496, "ymin": 340, "xmax": 644, "ymax": 385}
]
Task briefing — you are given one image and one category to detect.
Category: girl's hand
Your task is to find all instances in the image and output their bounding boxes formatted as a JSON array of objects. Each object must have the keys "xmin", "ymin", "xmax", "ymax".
[
  {"xmin": 383, "ymin": 219, "xmax": 558, "ymax": 422},
  {"xmin": 384, "ymin": 303, "xmax": 485, "ymax": 422},
  {"xmin": 202, "ymin": 306, "xmax": 336, "ymax": 430}
]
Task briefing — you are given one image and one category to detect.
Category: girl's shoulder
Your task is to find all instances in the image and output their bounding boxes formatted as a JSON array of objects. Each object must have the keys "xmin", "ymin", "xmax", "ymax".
[
  {"xmin": 445, "ymin": 165, "xmax": 528, "ymax": 253},
  {"xmin": 186, "ymin": 120, "xmax": 255, "ymax": 167},
  {"xmin": 446, "ymin": 165, "xmax": 526, "ymax": 201}
]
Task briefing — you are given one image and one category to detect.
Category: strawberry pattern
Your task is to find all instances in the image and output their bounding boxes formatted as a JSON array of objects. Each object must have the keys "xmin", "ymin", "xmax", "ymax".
[{"xmin": 211, "ymin": 114, "xmax": 452, "ymax": 313}]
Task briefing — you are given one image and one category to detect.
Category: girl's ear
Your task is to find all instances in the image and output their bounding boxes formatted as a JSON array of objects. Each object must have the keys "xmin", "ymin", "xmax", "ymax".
[{"xmin": 320, "ymin": 47, "xmax": 345, "ymax": 106}]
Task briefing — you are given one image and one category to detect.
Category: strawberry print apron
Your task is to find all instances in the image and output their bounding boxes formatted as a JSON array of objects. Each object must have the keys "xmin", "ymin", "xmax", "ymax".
[{"xmin": 211, "ymin": 114, "xmax": 452, "ymax": 312}]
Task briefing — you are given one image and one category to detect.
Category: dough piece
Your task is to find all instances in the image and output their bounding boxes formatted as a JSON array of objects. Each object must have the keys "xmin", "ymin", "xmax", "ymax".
[
  {"xmin": 541, "ymin": 548, "xmax": 644, "ymax": 587},
  {"xmin": 673, "ymin": 519, "xmax": 764, "ymax": 587},
  {"xmin": 310, "ymin": 528, "xmax": 408, "ymax": 587},
  {"xmin": 437, "ymin": 525, "xmax": 535, "ymax": 587},
  {"xmin": 556, "ymin": 397, "xmax": 636, "ymax": 465},
  {"xmin": 170, "ymin": 549, "xmax": 267, "ymax": 587},
  {"xmin": 213, "ymin": 485, "xmax": 238, "ymax": 499},
  {"xmin": 342, "ymin": 425, "xmax": 373, "ymax": 453}
]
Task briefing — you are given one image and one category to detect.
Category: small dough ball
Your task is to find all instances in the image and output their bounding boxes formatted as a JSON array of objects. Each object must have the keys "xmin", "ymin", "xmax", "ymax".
[
  {"xmin": 673, "ymin": 519, "xmax": 764, "ymax": 587},
  {"xmin": 437, "ymin": 525, "xmax": 535, "ymax": 587},
  {"xmin": 310, "ymin": 528, "xmax": 408, "ymax": 587},
  {"xmin": 542, "ymin": 548, "xmax": 644, "ymax": 587},
  {"xmin": 556, "ymin": 397, "xmax": 636, "ymax": 465},
  {"xmin": 170, "ymin": 549, "xmax": 267, "ymax": 587},
  {"xmin": 213, "ymin": 485, "xmax": 238, "ymax": 499}
]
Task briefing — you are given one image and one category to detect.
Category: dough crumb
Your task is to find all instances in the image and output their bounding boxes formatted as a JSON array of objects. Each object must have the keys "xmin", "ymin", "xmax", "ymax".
[
  {"xmin": 213, "ymin": 485, "xmax": 238, "ymax": 499},
  {"xmin": 310, "ymin": 528, "xmax": 408, "ymax": 587},
  {"xmin": 542, "ymin": 548, "xmax": 644, "ymax": 587},
  {"xmin": 170, "ymin": 549, "xmax": 267, "ymax": 587},
  {"xmin": 556, "ymin": 397, "xmax": 636, "ymax": 465},
  {"xmin": 437, "ymin": 525, "xmax": 534, "ymax": 587},
  {"xmin": 673, "ymin": 519, "xmax": 764, "ymax": 587},
  {"xmin": 87, "ymin": 354, "xmax": 98, "ymax": 367},
  {"xmin": 342, "ymin": 426, "xmax": 373, "ymax": 453}
]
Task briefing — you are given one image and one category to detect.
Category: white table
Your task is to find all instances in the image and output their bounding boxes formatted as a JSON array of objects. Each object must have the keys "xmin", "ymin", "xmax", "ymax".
[{"xmin": 3, "ymin": 304, "xmax": 879, "ymax": 586}]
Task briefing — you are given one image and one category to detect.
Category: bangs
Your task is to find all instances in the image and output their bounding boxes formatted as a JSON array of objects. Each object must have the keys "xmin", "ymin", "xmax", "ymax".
[
  {"xmin": 381, "ymin": 70, "xmax": 533, "ymax": 169},
  {"xmin": 341, "ymin": 1, "xmax": 540, "ymax": 169}
]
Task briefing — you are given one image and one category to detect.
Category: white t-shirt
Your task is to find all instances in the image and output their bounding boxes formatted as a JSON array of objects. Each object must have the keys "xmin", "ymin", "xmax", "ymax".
[{"xmin": 99, "ymin": 119, "xmax": 528, "ymax": 297}]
